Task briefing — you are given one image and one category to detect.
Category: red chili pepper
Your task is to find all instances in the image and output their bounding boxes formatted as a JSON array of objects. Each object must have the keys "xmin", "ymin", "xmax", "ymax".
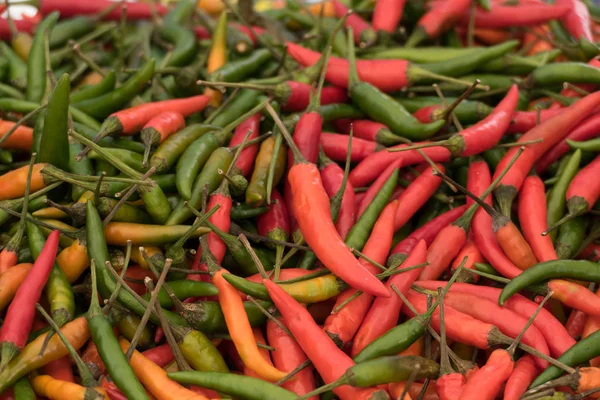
[
  {"xmin": 267, "ymin": 317, "xmax": 316, "ymax": 398},
  {"xmin": 263, "ymin": 279, "xmax": 387, "ymax": 400},
  {"xmin": 518, "ymin": 175, "xmax": 557, "ymax": 262},
  {"xmin": 352, "ymin": 239, "xmax": 427, "ymax": 357},
  {"xmin": 41, "ymin": 356, "xmax": 75, "ymax": 383},
  {"xmin": 324, "ymin": 200, "xmax": 398, "ymax": 347},
  {"xmin": 333, "ymin": 119, "xmax": 400, "ymax": 146},
  {"xmin": 38, "ymin": 0, "xmax": 167, "ymax": 20},
  {"xmin": 582, "ymin": 291, "xmax": 600, "ymax": 367},
  {"xmin": 458, "ymin": 348, "xmax": 514, "ymax": 400},
  {"xmin": 578, "ymin": 243, "xmax": 600, "ymax": 262},
  {"xmin": 141, "ymin": 343, "xmax": 174, "ymax": 368},
  {"xmin": 287, "ymin": 42, "xmax": 453, "ymax": 93},
  {"xmin": 547, "ymin": 280, "xmax": 600, "ymax": 318},
  {"xmin": 372, "ymin": 0, "xmax": 406, "ymax": 33},
  {"xmin": 0, "ymin": 17, "xmax": 36, "ymax": 39},
  {"xmin": 494, "ymin": 91, "xmax": 600, "ymax": 216},
  {"xmin": 357, "ymin": 159, "xmax": 403, "ymax": 217},
  {"xmin": 320, "ymin": 133, "xmax": 382, "ymax": 163},
  {"xmin": 415, "ymin": 281, "xmax": 576, "ymax": 358},
  {"xmin": 407, "ymin": 0, "xmax": 470, "ymax": 45},
  {"xmin": 390, "ymin": 205, "xmax": 468, "ymax": 258},
  {"xmin": 229, "ymin": 113, "xmax": 261, "ymax": 177},
  {"xmin": 557, "ymin": 0, "xmax": 593, "ymax": 41},
  {"xmin": 206, "ymin": 192, "xmax": 233, "ymax": 265},
  {"xmin": 332, "ymin": 0, "xmax": 376, "ymax": 47},
  {"xmin": 468, "ymin": 160, "xmax": 523, "ymax": 279},
  {"xmin": 140, "ymin": 111, "xmax": 186, "ymax": 166},
  {"xmin": 96, "ymin": 95, "xmax": 211, "ymax": 141},
  {"xmin": 350, "ymin": 145, "xmax": 451, "ymax": 188},
  {"xmin": 124, "ymin": 265, "xmax": 155, "ymax": 295},
  {"xmin": 194, "ymin": 26, "xmax": 211, "ymax": 40},
  {"xmin": 0, "ymin": 230, "xmax": 59, "ymax": 369},
  {"xmin": 394, "ymin": 165, "xmax": 444, "ymax": 231},
  {"xmin": 458, "ymin": 3, "xmax": 570, "ymax": 28},
  {"xmin": 438, "ymin": 291, "xmax": 550, "ymax": 369},
  {"xmin": 536, "ymin": 112, "xmax": 600, "ymax": 173},
  {"xmin": 507, "ymin": 109, "xmax": 564, "ymax": 134},
  {"xmin": 450, "ymin": 238, "xmax": 484, "ymax": 280},
  {"xmin": 503, "ymin": 355, "xmax": 538, "ymax": 400},
  {"xmin": 230, "ymin": 23, "xmax": 266, "ymax": 45},
  {"xmin": 319, "ymin": 156, "xmax": 357, "ymax": 240},
  {"xmin": 566, "ymin": 310, "xmax": 588, "ymax": 339},
  {"xmin": 257, "ymin": 188, "xmax": 290, "ymax": 274},
  {"xmin": 282, "ymin": 82, "xmax": 348, "ymax": 113}
]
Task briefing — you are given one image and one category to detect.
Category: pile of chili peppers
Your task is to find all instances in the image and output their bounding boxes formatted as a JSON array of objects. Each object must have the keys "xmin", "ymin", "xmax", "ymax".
[{"xmin": 4, "ymin": 0, "xmax": 600, "ymax": 399}]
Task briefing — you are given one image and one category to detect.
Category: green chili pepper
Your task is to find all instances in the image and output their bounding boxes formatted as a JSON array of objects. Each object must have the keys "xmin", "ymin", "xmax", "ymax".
[
  {"xmin": 182, "ymin": 299, "xmax": 272, "ymax": 333},
  {"xmin": 530, "ymin": 62, "xmax": 600, "ymax": 86},
  {"xmin": 555, "ymin": 216, "xmax": 587, "ymax": 259},
  {"xmin": 210, "ymin": 89, "xmax": 260, "ymax": 128},
  {"xmin": 531, "ymin": 329, "xmax": 600, "ymax": 387},
  {"xmin": 50, "ymin": 16, "xmax": 97, "ymax": 48},
  {"xmin": 13, "ymin": 376, "xmax": 36, "ymax": 399},
  {"xmin": 478, "ymin": 49, "xmax": 561, "ymax": 75},
  {"xmin": 474, "ymin": 262, "xmax": 500, "ymax": 276},
  {"xmin": 26, "ymin": 12, "xmax": 59, "ymax": 103},
  {"xmin": 222, "ymin": 273, "xmax": 344, "ymax": 303},
  {"xmin": 397, "ymin": 96, "xmax": 493, "ymax": 124},
  {"xmin": 231, "ymin": 204, "xmax": 270, "ymax": 219},
  {"xmin": 362, "ymin": 47, "xmax": 479, "ymax": 63},
  {"xmin": 70, "ymin": 71, "xmax": 116, "ymax": 104},
  {"xmin": 499, "ymin": 260, "xmax": 600, "ymax": 305},
  {"xmin": 159, "ymin": 25, "xmax": 197, "ymax": 68},
  {"xmin": 96, "ymin": 198, "xmax": 153, "ymax": 224},
  {"xmin": 0, "ymin": 189, "xmax": 55, "ymax": 227},
  {"xmin": 168, "ymin": 371, "xmax": 297, "ymax": 400},
  {"xmin": 39, "ymin": 73, "xmax": 70, "ymax": 171},
  {"xmin": 0, "ymin": 99, "xmax": 100, "ymax": 130},
  {"xmin": 151, "ymin": 124, "xmax": 218, "ymax": 174},
  {"xmin": 73, "ymin": 59, "xmax": 155, "ymax": 119},
  {"xmin": 346, "ymin": 168, "xmax": 398, "ymax": 251},
  {"xmin": 141, "ymin": 280, "xmax": 219, "ymax": 308},
  {"xmin": 26, "ymin": 220, "xmax": 74, "ymax": 327},
  {"xmin": 419, "ymin": 40, "xmax": 519, "ymax": 78},
  {"xmin": 547, "ymin": 150, "xmax": 582, "ymax": 241},
  {"xmin": 209, "ymin": 49, "xmax": 272, "ymax": 83},
  {"xmin": 88, "ymin": 148, "xmax": 146, "ymax": 173},
  {"xmin": 567, "ymin": 138, "xmax": 600, "ymax": 152},
  {"xmin": 112, "ymin": 308, "xmax": 153, "ymax": 349},
  {"xmin": 175, "ymin": 135, "xmax": 222, "ymax": 200},
  {"xmin": 303, "ymin": 355, "xmax": 440, "ymax": 398},
  {"xmin": 482, "ymin": 147, "xmax": 507, "ymax": 170},
  {"xmin": 172, "ymin": 326, "xmax": 229, "ymax": 372},
  {"xmin": 0, "ymin": 42, "xmax": 27, "ymax": 88},
  {"xmin": 87, "ymin": 257, "xmax": 149, "ymax": 400}
]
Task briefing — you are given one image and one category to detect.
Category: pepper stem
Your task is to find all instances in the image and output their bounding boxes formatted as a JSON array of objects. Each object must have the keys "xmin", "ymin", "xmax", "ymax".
[
  {"xmin": 437, "ymin": 288, "xmax": 455, "ymax": 377},
  {"xmin": 507, "ymin": 291, "xmax": 553, "ymax": 357},
  {"xmin": 441, "ymin": 79, "xmax": 481, "ymax": 121},
  {"xmin": 347, "ymin": 27, "xmax": 360, "ymax": 90},
  {"xmin": 265, "ymin": 101, "xmax": 306, "ymax": 164},
  {"xmin": 542, "ymin": 212, "xmax": 575, "ymax": 236},
  {"xmin": 239, "ymin": 234, "xmax": 269, "ymax": 279},
  {"xmin": 103, "ymin": 241, "xmax": 132, "ymax": 313}
]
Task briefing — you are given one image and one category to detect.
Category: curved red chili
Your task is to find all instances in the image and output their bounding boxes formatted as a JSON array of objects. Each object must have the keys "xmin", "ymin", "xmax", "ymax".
[
  {"xmin": 457, "ymin": 3, "xmax": 570, "ymax": 28},
  {"xmin": 372, "ymin": 0, "xmax": 406, "ymax": 33},
  {"xmin": 332, "ymin": 0, "xmax": 376, "ymax": 47},
  {"xmin": 320, "ymin": 158, "xmax": 357, "ymax": 240},
  {"xmin": 320, "ymin": 133, "xmax": 382, "ymax": 163},
  {"xmin": 394, "ymin": 165, "xmax": 444, "ymax": 230},
  {"xmin": 557, "ymin": 0, "xmax": 593, "ymax": 42},
  {"xmin": 229, "ymin": 113, "xmax": 261, "ymax": 177},
  {"xmin": 458, "ymin": 348, "xmax": 514, "ymax": 400},
  {"xmin": 38, "ymin": 0, "xmax": 167, "ymax": 19},
  {"xmin": 503, "ymin": 355, "xmax": 538, "ymax": 400},
  {"xmin": 507, "ymin": 109, "xmax": 564, "ymax": 134},
  {"xmin": 357, "ymin": 159, "xmax": 403, "ymax": 217},
  {"xmin": 407, "ymin": 0, "xmax": 471, "ymax": 45}
]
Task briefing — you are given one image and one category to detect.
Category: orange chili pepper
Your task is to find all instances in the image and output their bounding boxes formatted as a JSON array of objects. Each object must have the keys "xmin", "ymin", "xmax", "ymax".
[
  {"xmin": 56, "ymin": 238, "xmax": 89, "ymax": 283},
  {"xmin": 0, "ymin": 263, "xmax": 33, "ymax": 311},
  {"xmin": 118, "ymin": 338, "xmax": 209, "ymax": 400},
  {"xmin": 243, "ymin": 328, "xmax": 274, "ymax": 380},
  {"xmin": 0, "ymin": 163, "xmax": 46, "ymax": 201},
  {"xmin": 0, "ymin": 120, "xmax": 33, "ymax": 151},
  {"xmin": 31, "ymin": 375, "xmax": 108, "ymax": 400}
]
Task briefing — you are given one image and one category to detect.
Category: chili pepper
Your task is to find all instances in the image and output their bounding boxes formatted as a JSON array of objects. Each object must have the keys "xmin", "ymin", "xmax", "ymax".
[
  {"xmin": 37, "ymin": 0, "xmax": 166, "ymax": 19},
  {"xmin": 115, "ymin": 339, "xmax": 208, "ymax": 400},
  {"xmin": 246, "ymin": 135, "xmax": 287, "ymax": 207},
  {"xmin": 0, "ymin": 263, "xmax": 32, "ymax": 312},
  {"xmin": 0, "ymin": 316, "xmax": 89, "ymax": 393},
  {"xmin": 0, "ymin": 229, "xmax": 58, "ymax": 369},
  {"xmin": 30, "ymin": 375, "xmax": 105, "ymax": 400},
  {"xmin": 528, "ymin": 62, "xmax": 600, "ymax": 87},
  {"xmin": 547, "ymin": 151, "xmax": 582, "ymax": 244},
  {"xmin": 229, "ymin": 113, "xmax": 261, "ymax": 177},
  {"xmin": 262, "ymin": 278, "xmax": 388, "ymax": 400},
  {"xmin": 507, "ymin": 108, "xmax": 564, "ymax": 135},
  {"xmin": 12, "ymin": 377, "xmax": 35, "ymax": 400},
  {"xmin": 458, "ymin": 3, "xmax": 570, "ymax": 28},
  {"xmin": 286, "ymin": 41, "xmax": 479, "ymax": 94},
  {"xmin": 546, "ymin": 155, "xmax": 600, "ymax": 235},
  {"xmin": 319, "ymin": 151, "xmax": 356, "ymax": 240},
  {"xmin": 566, "ymin": 309, "xmax": 588, "ymax": 339},
  {"xmin": 357, "ymin": 160, "xmax": 401, "ymax": 217},
  {"xmin": 372, "ymin": 0, "xmax": 405, "ymax": 33},
  {"xmin": 519, "ymin": 175, "xmax": 558, "ymax": 262},
  {"xmin": 0, "ymin": 120, "xmax": 33, "ymax": 152},
  {"xmin": 266, "ymin": 316, "xmax": 315, "ymax": 397},
  {"xmin": 70, "ymin": 72, "xmax": 116, "ymax": 104},
  {"xmin": 555, "ymin": 217, "xmax": 587, "ymax": 259},
  {"xmin": 503, "ymin": 355, "xmax": 538, "ymax": 400},
  {"xmin": 331, "ymin": 0, "xmax": 376, "ymax": 48},
  {"xmin": 495, "ymin": 92, "xmax": 600, "ymax": 214},
  {"xmin": 388, "ymin": 205, "xmax": 468, "ymax": 267},
  {"xmin": 139, "ymin": 111, "xmax": 186, "ymax": 167},
  {"xmin": 38, "ymin": 73, "xmax": 70, "ymax": 172},
  {"xmin": 205, "ymin": 12, "xmax": 228, "ymax": 107},
  {"xmin": 169, "ymin": 325, "xmax": 229, "ymax": 376},
  {"xmin": 333, "ymin": 119, "xmax": 401, "ymax": 146},
  {"xmin": 405, "ymin": 0, "xmax": 470, "ymax": 46},
  {"xmin": 208, "ymin": 49, "xmax": 272, "ymax": 83},
  {"xmin": 417, "ymin": 281, "xmax": 575, "ymax": 358},
  {"xmin": 352, "ymin": 239, "xmax": 427, "ymax": 357},
  {"xmin": 174, "ymin": 102, "xmax": 264, "ymax": 204},
  {"xmin": 103, "ymin": 222, "xmax": 210, "ymax": 246},
  {"xmin": 449, "ymin": 238, "xmax": 485, "ymax": 282},
  {"xmin": 0, "ymin": 42, "xmax": 26, "ymax": 87},
  {"xmin": 41, "ymin": 356, "xmax": 74, "ymax": 383},
  {"xmin": 257, "ymin": 188, "xmax": 289, "ymax": 276},
  {"xmin": 26, "ymin": 12, "xmax": 58, "ymax": 103},
  {"xmin": 151, "ymin": 124, "xmax": 217, "ymax": 174},
  {"xmin": 320, "ymin": 133, "xmax": 382, "ymax": 163},
  {"xmin": 73, "ymin": 59, "xmax": 155, "ymax": 120},
  {"xmin": 142, "ymin": 280, "xmax": 219, "ymax": 308},
  {"xmin": 394, "ymin": 85, "xmax": 520, "ymax": 157},
  {"xmin": 458, "ymin": 347, "xmax": 514, "ymax": 400},
  {"xmin": 479, "ymin": 49, "xmax": 562, "ymax": 75},
  {"xmin": 210, "ymin": 89, "xmax": 261, "ymax": 128}
]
